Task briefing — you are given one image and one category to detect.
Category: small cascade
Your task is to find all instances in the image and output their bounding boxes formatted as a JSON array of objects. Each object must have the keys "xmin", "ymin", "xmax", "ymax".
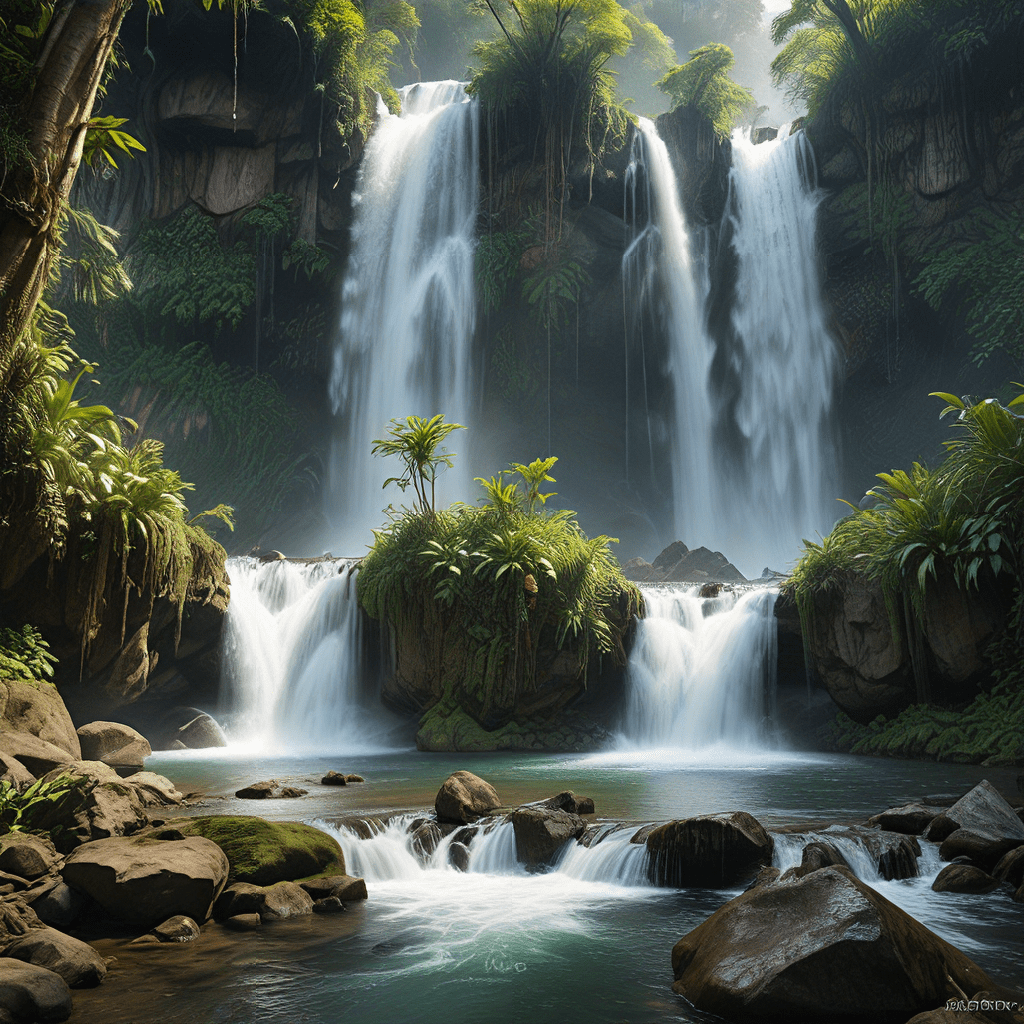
[
  {"xmin": 623, "ymin": 118, "xmax": 717, "ymax": 538},
  {"xmin": 329, "ymin": 82, "xmax": 479, "ymax": 550},
  {"xmin": 220, "ymin": 556, "xmax": 401, "ymax": 753},
  {"xmin": 617, "ymin": 586, "xmax": 779, "ymax": 751},
  {"xmin": 322, "ymin": 815, "xmax": 652, "ymax": 887},
  {"xmin": 718, "ymin": 127, "xmax": 840, "ymax": 571}
]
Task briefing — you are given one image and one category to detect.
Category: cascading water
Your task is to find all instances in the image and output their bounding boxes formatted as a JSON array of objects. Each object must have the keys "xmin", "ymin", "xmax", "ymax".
[
  {"xmin": 623, "ymin": 118, "xmax": 717, "ymax": 538},
  {"xmin": 220, "ymin": 556, "xmax": 401, "ymax": 753},
  {"xmin": 719, "ymin": 126, "xmax": 840, "ymax": 572},
  {"xmin": 328, "ymin": 82, "xmax": 479, "ymax": 551},
  {"xmin": 626, "ymin": 120, "xmax": 838, "ymax": 575},
  {"xmin": 617, "ymin": 586, "xmax": 778, "ymax": 751}
]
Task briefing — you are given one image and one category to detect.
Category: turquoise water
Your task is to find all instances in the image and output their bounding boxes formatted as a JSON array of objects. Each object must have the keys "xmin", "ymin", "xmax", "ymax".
[{"xmin": 68, "ymin": 748, "xmax": 1024, "ymax": 1024}]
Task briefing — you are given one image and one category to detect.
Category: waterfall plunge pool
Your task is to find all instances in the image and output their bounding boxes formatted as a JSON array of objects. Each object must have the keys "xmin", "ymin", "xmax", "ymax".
[{"xmin": 67, "ymin": 748, "xmax": 1024, "ymax": 1024}]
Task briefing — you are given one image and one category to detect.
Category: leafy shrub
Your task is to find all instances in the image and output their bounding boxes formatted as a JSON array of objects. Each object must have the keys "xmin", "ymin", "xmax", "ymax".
[
  {"xmin": 0, "ymin": 774, "xmax": 90, "ymax": 837},
  {"xmin": 0, "ymin": 624, "xmax": 57, "ymax": 682}
]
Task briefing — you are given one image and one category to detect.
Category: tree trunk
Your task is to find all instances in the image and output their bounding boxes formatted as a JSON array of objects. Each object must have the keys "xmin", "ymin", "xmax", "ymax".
[{"xmin": 0, "ymin": 0, "xmax": 128, "ymax": 394}]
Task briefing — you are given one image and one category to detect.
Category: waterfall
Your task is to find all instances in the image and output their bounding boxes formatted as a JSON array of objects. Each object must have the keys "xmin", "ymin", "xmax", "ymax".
[
  {"xmin": 617, "ymin": 586, "xmax": 779, "ymax": 751},
  {"xmin": 220, "ymin": 556, "xmax": 402, "ymax": 753},
  {"xmin": 323, "ymin": 815, "xmax": 652, "ymax": 887},
  {"xmin": 626, "ymin": 120, "xmax": 838, "ymax": 575},
  {"xmin": 623, "ymin": 118, "xmax": 717, "ymax": 540},
  {"xmin": 719, "ymin": 126, "xmax": 839, "ymax": 572},
  {"xmin": 328, "ymin": 82, "xmax": 479, "ymax": 552}
]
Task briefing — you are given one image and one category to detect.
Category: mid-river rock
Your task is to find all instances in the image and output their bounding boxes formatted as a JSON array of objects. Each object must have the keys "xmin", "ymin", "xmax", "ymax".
[
  {"xmin": 159, "ymin": 816, "xmax": 345, "ymax": 885},
  {"xmin": 510, "ymin": 807, "xmax": 586, "ymax": 867},
  {"xmin": 644, "ymin": 812, "xmax": 773, "ymax": 887},
  {"xmin": 214, "ymin": 881, "xmax": 314, "ymax": 921},
  {"xmin": 928, "ymin": 780, "xmax": 1024, "ymax": 869},
  {"xmin": 61, "ymin": 835, "xmax": 229, "ymax": 926},
  {"xmin": 0, "ymin": 834, "xmax": 60, "ymax": 882},
  {"xmin": 931, "ymin": 864, "xmax": 1000, "ymax": 894},
  {"xmin": 671, "ymin": 866, "xmax": 993, "ymax": 1022},
  {"xmin": 435, "ymin": 771, "xmax": 501, "ymax": 824},
  {"xmin": 867, "ymin": 802, "xmax": 939, "ymax": 835}
]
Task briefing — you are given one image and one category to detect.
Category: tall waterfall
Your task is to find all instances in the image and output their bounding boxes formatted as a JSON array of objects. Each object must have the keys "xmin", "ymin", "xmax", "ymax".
[
  {"xmin": 720, "ymin": 127, "xmax": 839, "ymax": 572},
  {"xmin": 626, "ymin": 121, "xmax": 838, "ymax": 574},
  {"xmin": 623, "ymin": 118, "xmax": 717, "ymax": 541},
  {"xmin": 220, "ymin": 557, "xmax": 402, "ymax": 753},
  {"xmin": 617, "ymin": 586, "xmax": 778, "ymax": 751},
  {"xmin": 328, "ymin": 82, "xmax": 479, "ymax": 552}
]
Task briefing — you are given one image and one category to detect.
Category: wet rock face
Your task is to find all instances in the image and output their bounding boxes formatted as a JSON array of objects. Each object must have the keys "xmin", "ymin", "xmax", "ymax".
[
  {"xmin": 644, "ymin": 812, "xmax": 774, "ymax": 888},
  {"xmin": 928, "ymin": 780, "xmax": 1024, "ymax": 871},
  {"xmin": 671, "ymin": 866, "xmax": 993, "ymax": 1023},
  {"xmin": 510, "ymin": 807, "xmax": 586, "ymax": 868}
]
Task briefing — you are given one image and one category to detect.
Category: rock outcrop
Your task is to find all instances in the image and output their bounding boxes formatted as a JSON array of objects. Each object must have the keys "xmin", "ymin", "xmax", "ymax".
[
  {"xmin": 435, "ymin": 771, "xmax": 502, "ymax": 825},
  {"xmin": 643, "ymin": 812, "xmax": 774, "ymax": 888},
  {"xmin": 61, "ymin": 835, "xmax": 229, "ymax": 927},
  {"xmin": 671, "ymin": 866, "xmax": 993, "ymax": 1023}
]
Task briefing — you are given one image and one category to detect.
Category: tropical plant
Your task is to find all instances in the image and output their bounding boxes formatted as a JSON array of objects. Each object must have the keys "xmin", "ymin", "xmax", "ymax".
[
  {"xmin": 0, "ymin": 624, "xmax": 58, "ymax": 682},
  {"xmin": 0, "ymin": 774, "xmax": 90, "ymax": 837},
  {"xmin": 787, "ymin": 385, "xmax": 1024, "ymax": 704},
  {"xmin": 657, "ymin": 42, "xmax": 757, "ymax": 137},
  {"xmin": 468, "ymin": 0, "xmax": 669, "ymax": 234},
  {"xmin": 915, "ymin": 208, "xmax": 1024, "ymax": 368},
  {"xmin": 371, "ymin": 414, "xmax": 466, "ymax": 514},
  {"xmin": 359, "ymin": 447, "xmax": 640, "ymax": 722}
]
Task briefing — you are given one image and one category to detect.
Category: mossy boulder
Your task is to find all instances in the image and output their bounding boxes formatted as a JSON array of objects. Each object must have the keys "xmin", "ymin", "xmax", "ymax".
[{"xmin": 160, "ymin": 816, "xmax": 345, "ymax": 885}]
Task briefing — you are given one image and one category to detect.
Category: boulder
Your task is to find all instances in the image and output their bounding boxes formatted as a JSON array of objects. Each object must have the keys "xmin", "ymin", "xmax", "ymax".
[
  {"xmin": 867, "ymin": 803, "xmax": 939, "ymax": 835},
  {"xmin": 0, "ymin": 680, "xmax": 81, "ymax": 763},
  {"xmin": 0, "ymin": 897, "xmax": 40, "ymax": 946},
  {"xmin": 662, "ymin": 546, "xmax": 746, "ymax": 583},
  {"xmin": 279, "ymin": 787, "xmax": 306, "ymax": 799},
  {"xmin": 38, "ymin": 780, "xmax": 148, "ymax": 854},
  {"xmin": 644, "ymin": 812, "xmax": 774, "ymax": 887},
  {"xmin": 0, "ymin": 958, "xmax": 72, "ymax": 1023},
  {"xmin": 4, "ymin": 926, "xmax": 107, "ymax": 987},
  {"xmin": 992, "ymin": 846, "xmax": 1024, "ymax": 889},
  {"xmin": 0, "ymin": 733, "xmax": 74, "ymax": 779},
  {"xmin": 0, "ymin": 835, "xmax": 60, "ymax": 882},
  {"xmin": 409, "ymin": 820, "xmax": 444, "ymax": 860},
  {"xmin": 24, "ymin": 883, "xmax": 84, "ymax": 932},
  {"xmin": 931, "ymin": 864, "xmax": 1000, "ymax": 894},
  {"xmin": 120, "ymin": 771, "xmax": 183, "ymax": 806},
  {"xmin": 0, "ymin": 751, "xmax": 33, "ymax": 788},
  {"xmin": 321, "ymin": 771, "xmax": 348, "ymax": 785},
  {"xmin": 929, "ymin": 780, "xmax": 1024, "ymax": 869},
  {"xmin": 158, "ymin": 816, "xmax": 345, "ymax": 885},
  {"xmin": 61, "ymin": 835, "xmax": 229, "ymax": 926},
  {"xmin": 671, "ymin": 866, "xmax": 993, "ymax": 1023},
  {"xmin": 297, "ymin": 875, "xmax": 367, "ymax": 903},
  {"xmin": 538, "ymin": 792, "xmax": 595, "ymax": 815},
  {"xmin": 150, "ymin": 915, "xmax": 200, "ymax": 943},
  {"xmin": 213, "ymin": 881, "xmax": 313, "ymax": 921},
  {"xmin": 75, "ymin": 722, "xmax": 151, "ymax": 767},
  {"xmin": 313, "ymin": 896, "xmax": 345, "ymax": 914},
  {"xmin": 435, "ymin": 771, "xmax": 501, "ymax": 825},
  {"xmin": 163, "ymin": 709, "xmax": 228, "ymax": 750},
  {"xmin": 235, "ymin": 781, "xmax": 276, "ymax": 799},
  {"xmin": 789, "ymin": 841, "xmax": 851, "ymax": 878},
  {"xmin": 510, "ymin": 807, "xmax": 586, "ymax": 867}
]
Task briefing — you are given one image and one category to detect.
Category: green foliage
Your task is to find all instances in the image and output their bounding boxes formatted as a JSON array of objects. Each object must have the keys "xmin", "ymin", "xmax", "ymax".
[
  {"xmin": 476, "ymin": 230, "xmax": 528, "ymax": 313},
  {"xmin": 81, "ymin": 115, "xmax": 146, "ymax": 171},
  {"xmin": 85, "ymin": 337, "xmax": 307, "ymax": 546},
  {"xmin": 657, "ymin": 43, "xmax": 757, "ymax": 137},
  {"xmin": 469, "ymin": 0, "xmax": 663, "ymax": 226},
  {"xmin": 359, "ymin": 455, "xmax": 639, "ymax": 717},
  {"xmin": 0, "ymin": 624, "xmax": 57, "ymax": 682},
  {"xmin": 789, "ymin": 385, "xmax": 1024, "ymax": 709},
  {"xmin": 0, "ymin": 774, "xmax": 90, "ymax": 837},
  {"xmin": 371, "ymin": 414, "xmax": 466, "ymax": 514},
  {"xmin": 915, "ymin": 208, "xmax": 1024, "ymax": 367},
  {"xmin": 823, "ymin": 675, "xmax": 1024, "ymax": 764}
]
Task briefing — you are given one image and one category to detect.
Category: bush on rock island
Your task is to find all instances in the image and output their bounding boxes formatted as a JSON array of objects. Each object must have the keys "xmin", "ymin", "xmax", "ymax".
[{"xmin": 358, "ymin": 439, "xmax": 642, "ymax": 742}]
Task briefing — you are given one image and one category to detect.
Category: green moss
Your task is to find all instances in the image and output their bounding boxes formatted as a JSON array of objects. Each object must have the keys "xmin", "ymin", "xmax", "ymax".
[
  {"xmin": 169, "ymin": 816, "xmax": 344, "ymax": 885},
  {"xmin": 822, "ymin": 679, "xmax": 1024, "ymax": 765}
]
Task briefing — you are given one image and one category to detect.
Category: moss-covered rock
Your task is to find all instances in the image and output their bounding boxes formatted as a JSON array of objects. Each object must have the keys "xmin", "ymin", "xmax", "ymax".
[{"xmin": 161, "ymin": 816, "xmax": 344, "ymax": 885}]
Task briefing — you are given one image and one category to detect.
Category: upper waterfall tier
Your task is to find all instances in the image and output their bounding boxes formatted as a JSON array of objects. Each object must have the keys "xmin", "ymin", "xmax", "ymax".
[{"xmin": 328, "ymin": 82, "xmax": 479, "ymax": 552}]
